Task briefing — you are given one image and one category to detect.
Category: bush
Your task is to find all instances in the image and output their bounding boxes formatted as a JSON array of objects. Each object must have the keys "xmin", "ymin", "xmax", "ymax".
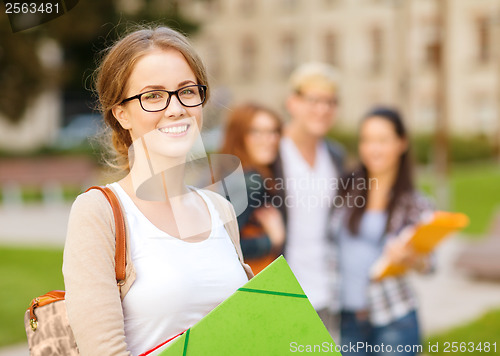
[{"xmin": 328, "ymin": 131, "xmax": 496, "ymax": 165}]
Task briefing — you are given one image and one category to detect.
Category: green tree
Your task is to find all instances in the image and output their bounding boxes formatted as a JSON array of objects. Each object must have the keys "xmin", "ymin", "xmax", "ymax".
[{"xmin": 0, "ymin": 0, "xmax": 198, "ymax": 123}]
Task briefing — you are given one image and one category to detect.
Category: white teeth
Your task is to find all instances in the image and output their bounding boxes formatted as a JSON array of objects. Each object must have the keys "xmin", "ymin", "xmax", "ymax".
[{"xmin": 159, "ymin": 125, "xmax": 188, "ymax": 134}]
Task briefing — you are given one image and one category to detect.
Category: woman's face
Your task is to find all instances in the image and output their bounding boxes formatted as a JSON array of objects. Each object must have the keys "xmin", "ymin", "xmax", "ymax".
[
  {"xmin": 359, "ymin": 116, "xmax": 408, "ymax": 177},
  {"xmin": 244, "ymin": 111, "xmax": 280, "ymax": 166},
  {"xmin": 112, "ymin": 48, "xmax": 203, "ymax": 159}
]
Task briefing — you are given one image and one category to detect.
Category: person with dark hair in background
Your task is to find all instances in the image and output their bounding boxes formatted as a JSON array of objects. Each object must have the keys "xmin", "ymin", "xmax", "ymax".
[
  {"xmin": 220, "ymin": 103, "xmax": 285, "ymax": 274},
  {"xmin": 331, "ymin": 107, "xmax": 434, "ymax": 355}
]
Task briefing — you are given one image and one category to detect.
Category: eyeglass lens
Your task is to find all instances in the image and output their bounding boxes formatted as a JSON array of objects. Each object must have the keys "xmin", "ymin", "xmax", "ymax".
[{"xmin": 140, "ymin": 85, "xmax": 205, "ymax": 112}]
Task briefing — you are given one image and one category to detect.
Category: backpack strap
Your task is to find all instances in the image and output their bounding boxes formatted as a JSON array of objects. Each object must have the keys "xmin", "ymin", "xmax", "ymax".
[{"xmin": 85, "ymin": 186, "xmax": 127, "ymax": 285}]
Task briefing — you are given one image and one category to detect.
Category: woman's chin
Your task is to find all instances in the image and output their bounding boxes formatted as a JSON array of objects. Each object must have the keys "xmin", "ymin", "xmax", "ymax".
[
  {"xmin": 145, "ymin": 128, "xmax": 199, "ymax": 159},
  {"xmin": 154, "ymin": 142, "xmax": 195, "ymax": 160}
]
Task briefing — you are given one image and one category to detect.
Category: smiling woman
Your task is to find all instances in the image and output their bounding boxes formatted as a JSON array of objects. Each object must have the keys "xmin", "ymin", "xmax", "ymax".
[{"xmin": 62, "ymin": 25, "xmax": 253, "ymax": 356}]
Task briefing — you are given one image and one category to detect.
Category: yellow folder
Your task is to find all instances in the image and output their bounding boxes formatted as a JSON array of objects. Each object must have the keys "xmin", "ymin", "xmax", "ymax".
[{"xmin": 371, "ymin": 211, "xmax": 469, "ymax": 281}]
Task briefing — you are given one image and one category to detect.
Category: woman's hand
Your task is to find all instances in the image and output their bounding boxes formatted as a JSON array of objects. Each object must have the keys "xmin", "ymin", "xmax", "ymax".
[
  {"xmin": 384, "ymin": 228, "xmax": 429, "ymax": 272},
  {"xmin": 254, "ymin": 206, "xmax": 286, "ymax": 250}
]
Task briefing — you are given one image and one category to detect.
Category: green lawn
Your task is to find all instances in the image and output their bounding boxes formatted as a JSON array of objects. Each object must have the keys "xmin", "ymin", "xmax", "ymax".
[
  {"xmin": 425, "ymin": 308, "xmax": 500, "ymax": 355},
  {"xmin": 1, "ymin": 162, "xmax": 500, "ymax": 347},
  {"xmin": 0, "ymin": 246, "xmax": 64, "ymax": 347},
  {"xmin": 450, "ymin": 163, "xmax": 500, "ymax": 235},
  {"xmin": 417, "ymin": 161, "xmax": 500, "ymax": 236}
]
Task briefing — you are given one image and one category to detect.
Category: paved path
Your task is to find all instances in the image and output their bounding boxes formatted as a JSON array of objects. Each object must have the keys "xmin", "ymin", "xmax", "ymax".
[
  {"xmin": 0, "ymin": 344, "xmax": 28, "ymax": 356},
  {"xmin": 0, "ymin": 204, "xmax": 70, "ymax": 356},
  {"xmin": 1, "ymin": 205, "xmax": 500, "ymax": 354},
  {"xmin": 0, "ymin": 203, "xmax": 71, "ymax": 247},
  {"xmin": 411, "ymin": 238, "xmax": 500, "ymax": 335}
]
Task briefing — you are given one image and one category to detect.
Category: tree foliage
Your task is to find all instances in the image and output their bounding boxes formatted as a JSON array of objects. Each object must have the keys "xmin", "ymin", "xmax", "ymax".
[{"xmin": 0, "ymin": 0, "xmax": 198, "ymax": 123}]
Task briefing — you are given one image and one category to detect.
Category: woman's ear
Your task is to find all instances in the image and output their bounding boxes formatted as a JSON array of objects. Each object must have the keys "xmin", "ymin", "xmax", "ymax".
[
  {"xmin": 112, "ymin": 105, "xmax": 132, "ymax": 130},
  {"xmin": 400, "ymin": 137, "xmax": 410, "ymax": 154}
]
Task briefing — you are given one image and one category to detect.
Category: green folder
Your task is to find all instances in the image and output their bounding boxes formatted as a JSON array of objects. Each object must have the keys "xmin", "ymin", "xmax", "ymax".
[{"xmin": 158, "ymin": 256, "xmax": 341, "ymax": 355}]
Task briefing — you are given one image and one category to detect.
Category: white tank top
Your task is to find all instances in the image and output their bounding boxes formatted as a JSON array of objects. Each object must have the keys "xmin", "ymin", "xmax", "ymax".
[{"xmin": 109, "ymin": 183, "xmax": 248, "ymax": 356}]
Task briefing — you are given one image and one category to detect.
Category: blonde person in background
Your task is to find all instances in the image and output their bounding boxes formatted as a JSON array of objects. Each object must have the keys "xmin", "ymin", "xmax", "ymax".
[
  {"xmin": 63, "ymin": 26, "xmax": 252, "ymax": 356},
  {"xmin": 272, "ymin": 62, "xmax": 345, "ymax": 336},
  {"xmin": 220, "ymin": 102, "xmax": 286, "ymax": 274}
]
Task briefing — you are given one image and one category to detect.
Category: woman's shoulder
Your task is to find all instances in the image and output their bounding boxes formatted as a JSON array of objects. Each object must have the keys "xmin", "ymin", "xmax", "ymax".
[
  {"xmin": 244, "ymin": 170, "xmax": 265, "ymax": 187},
  {"xmin": 197, "ymin": 188, "xmax": 239, "ymax": 220},
  {"xmin": 399, "ymin": 190, "xmax": 435, "ymax": 211},
  {"xmin": 197, "ymin": 189, "xmax": 231, "ymax": 208},
  {"xmin": 69, "ymin": 186, "xmax": 115, "ymax": 221}
]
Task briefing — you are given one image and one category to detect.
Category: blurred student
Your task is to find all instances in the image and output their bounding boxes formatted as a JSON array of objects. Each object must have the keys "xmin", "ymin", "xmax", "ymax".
[
  {"xmin": 273, "ymin": 62, "xmax": 345, "ymax": 332},
  {"xmin": 331, "ymin": 107, "xmax": 434, "ymax": 356},
  {"xmin": 220, "ymin": 103, "xmax": 286, "ymax": 274}
]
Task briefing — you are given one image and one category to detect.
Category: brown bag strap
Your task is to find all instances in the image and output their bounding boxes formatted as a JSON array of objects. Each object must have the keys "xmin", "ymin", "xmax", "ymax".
[{"xmin": 85, "ymin": 186, "xmax": 127, "ymax": 284}]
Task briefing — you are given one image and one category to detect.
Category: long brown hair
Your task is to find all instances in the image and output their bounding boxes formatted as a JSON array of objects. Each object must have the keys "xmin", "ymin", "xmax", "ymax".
[
  {"xmin": 220, "ymin": 103, "xmax": 282, "ymax": 179},
  {"xmin": 94, "ymin": 25, "xmax": 209, "ymax": 171},
  {"xmin": 341, "ymin": 107, "xmax": 414, "ymax": 235}
]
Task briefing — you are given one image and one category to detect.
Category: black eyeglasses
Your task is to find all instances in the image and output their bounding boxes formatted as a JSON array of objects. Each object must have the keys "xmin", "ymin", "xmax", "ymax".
[
  {"xmin": 120, "ymin": 84, "xmax": 207, "ymax": 112},
  {"xmin": 296, "ymin": 91, "xmax": 339, "ymax": 108}
]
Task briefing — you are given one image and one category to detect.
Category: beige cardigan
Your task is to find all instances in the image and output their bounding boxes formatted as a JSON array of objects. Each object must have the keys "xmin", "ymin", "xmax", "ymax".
[{"xmin": 63, "ymin": 186, "xmax": 253, "ymax": 356}]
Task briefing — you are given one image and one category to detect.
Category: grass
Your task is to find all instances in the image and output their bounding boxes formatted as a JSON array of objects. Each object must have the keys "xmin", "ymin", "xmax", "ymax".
[
  {"xmin": 417, "ymin": 161, "xmax": 500, "ymax": 236},
  {"xmin": 424, "ymin": 308, "xmax": 500, "ymax": 355},
  {"xmin": 0, "ymin": 246, "xmax": 64, "ymax": 347},
  {"xmin": 450, "ymin": 163, "xmax": 500, "ymax": 236},
  {"xmin": 0, "ymin": 161, "xmax": 499, "ymax": 347}
]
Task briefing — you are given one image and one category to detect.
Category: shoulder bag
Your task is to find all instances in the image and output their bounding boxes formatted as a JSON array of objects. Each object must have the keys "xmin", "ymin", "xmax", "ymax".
[{"xmin": 24, "ymin": 186, "xmax": 126, "ymax": 356}]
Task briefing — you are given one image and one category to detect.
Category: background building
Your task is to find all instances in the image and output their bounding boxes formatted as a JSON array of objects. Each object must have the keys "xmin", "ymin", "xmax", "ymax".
[{"xmin": 180, "ymin": 0, "xmax": 500, "ymax": 137}]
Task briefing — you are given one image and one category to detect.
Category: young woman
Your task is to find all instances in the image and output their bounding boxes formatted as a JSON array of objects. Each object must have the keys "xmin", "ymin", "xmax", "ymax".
[
  {"xmin": 331, "ymin": 107, "xmax": 434, "ymax": 356},
  {"xmin": 62, "ymin": 26, "xmax": 253, "ymax": 356},
  {"xmin": 220, "ymin": 103, "xmax": 285, "ymax": 274}
]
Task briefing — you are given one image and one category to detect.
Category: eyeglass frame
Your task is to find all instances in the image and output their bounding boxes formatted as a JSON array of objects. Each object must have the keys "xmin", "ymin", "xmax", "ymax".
[
  {"xmin": 119, "ymin": 84, "xmax": 207, "ymax": 112},
  {"xmin": 295, "ymin": 90, "xmax": 339, "ymax": 108}
]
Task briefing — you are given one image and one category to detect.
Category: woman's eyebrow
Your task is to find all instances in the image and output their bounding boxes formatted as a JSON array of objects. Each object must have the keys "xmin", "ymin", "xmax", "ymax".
[
  {"xmin": 139, "ymin": 80, "xmax": 197, "ymax": 93},
  {"xmin": 178, "ymin": 80, "xmax": 196, "ymax": 88},
  {"xmin": 139, "ymin": 85, "xmax": 165, "ymax": 92}
]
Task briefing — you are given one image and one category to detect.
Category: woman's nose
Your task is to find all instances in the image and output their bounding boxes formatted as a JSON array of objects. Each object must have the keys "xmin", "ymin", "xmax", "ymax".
[{"xmin": 165, "ymin": 94, "xmax": 186, "ymax": 118}]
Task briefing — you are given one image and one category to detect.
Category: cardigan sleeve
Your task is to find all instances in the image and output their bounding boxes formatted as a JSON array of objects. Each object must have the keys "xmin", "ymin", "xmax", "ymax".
[{"xmin": 62, "ymin": 190, "xmax": 132, "ymax": 356}]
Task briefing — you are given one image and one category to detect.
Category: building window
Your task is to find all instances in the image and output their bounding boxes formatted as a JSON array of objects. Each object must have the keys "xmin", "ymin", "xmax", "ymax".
[
  {"xmin": 281, "ymin": 0, "xmax": 298, "ymax": 12},
  {"xmin": 423, "ymin": 22, "xmax": 441, "ymax": 69},
  {"xmin": 476, "ymin": 99, "xmax": 496, "ymax": 134},
  {"xmin": 241, "ymin": 37, "xmax": 257, "ymax": 81},
  {"xmin": 370, "ymin": 27, "xmax": 383, "ymax": 74},
  {"xmin": 206, "ymin": 0, "xmax": 221, "ymax": 14},
  {"xmin": 239, "ymin": 0, "xmax": 256, "ymax": 16},
  {"xmin": 280, "ymin": 34, "xmax": 297, "ymax": 77},
  {"xmin": 475, "ymin": 16, "xmax": 491, "ymax": 65},
  {"xmin": 323, "ymin": 0, "xmax": 341, "ymax": 7},
  {"xmin": 418, "ymin": 102, "xmax": 437, "ymax": 133},
  {"xmin": 324, "ymin": 32, "xmax": 339, "ymax": 67},
  {"xmin": 206, "ymin": 41, "xmax": 222, "ymax": 79}
]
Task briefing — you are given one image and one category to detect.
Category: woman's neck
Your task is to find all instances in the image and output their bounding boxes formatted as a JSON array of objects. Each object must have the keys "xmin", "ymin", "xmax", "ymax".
[
  {"xmin": 124, "ymin": 137, "xmax": 189, "ymax": 202},
  {"xmin": 366, "ymin": 168, "xmax": 398, "ymax": 211},
  {"xmin": 369, "ymin": 168, "xmax": 398, "ymax": 190}
]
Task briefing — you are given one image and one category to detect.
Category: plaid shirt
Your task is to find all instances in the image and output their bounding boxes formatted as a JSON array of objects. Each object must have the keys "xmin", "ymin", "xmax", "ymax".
[{"xmin": 328, "ymin": 191, "xmax": 434, "ymax": 326}]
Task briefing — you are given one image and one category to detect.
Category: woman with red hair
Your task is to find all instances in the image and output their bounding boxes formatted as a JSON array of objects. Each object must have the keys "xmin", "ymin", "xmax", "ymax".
[{"xmin": 220, "ymin": 103, "xmax": 286, "ymax": 273}]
